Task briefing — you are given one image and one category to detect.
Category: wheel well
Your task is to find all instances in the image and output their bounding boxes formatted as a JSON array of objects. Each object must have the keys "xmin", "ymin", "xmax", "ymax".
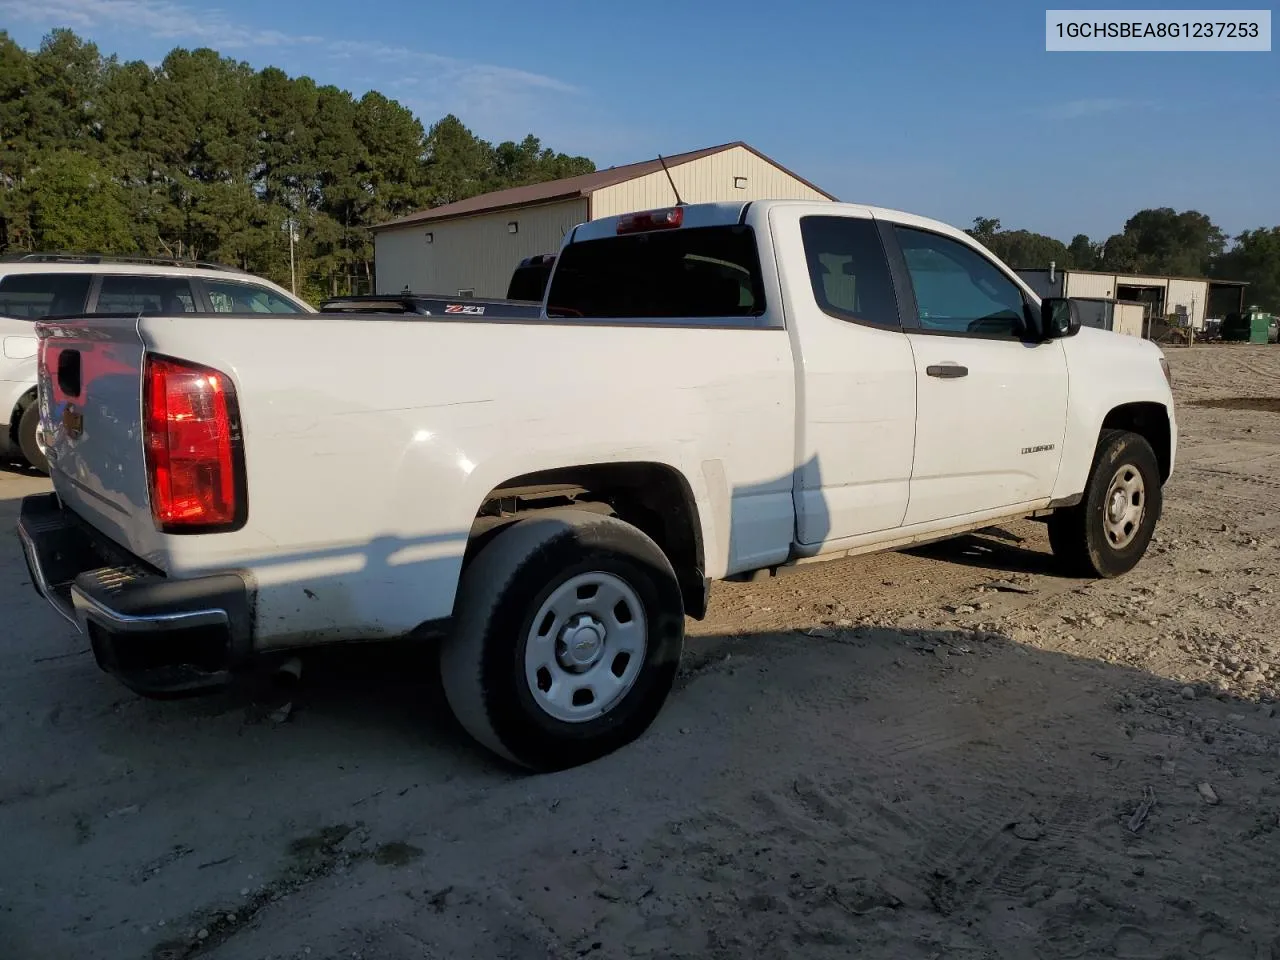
[
  {"xmin": 467, "ymin": 462, "xmax": 709, "ymax": 619},
  {"xmin": 1102, "ymin": 402, "xmax": 1171, "ymax": 482}
]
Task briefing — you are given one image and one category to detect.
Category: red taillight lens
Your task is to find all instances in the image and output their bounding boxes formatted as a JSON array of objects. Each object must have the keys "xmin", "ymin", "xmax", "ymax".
[
  {"xmin": 144, "ymin": 354, "xmax": 246, "ymax": 532},
  {"xmin": 616, "ymin": 206, "xmax": 684, "ymax": 234}
]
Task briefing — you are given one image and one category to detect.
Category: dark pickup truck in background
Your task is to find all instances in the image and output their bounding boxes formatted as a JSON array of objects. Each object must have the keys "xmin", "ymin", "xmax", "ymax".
[{"xmin": 321, "ymin": 253, "xmax": 556, "ymax": 318}]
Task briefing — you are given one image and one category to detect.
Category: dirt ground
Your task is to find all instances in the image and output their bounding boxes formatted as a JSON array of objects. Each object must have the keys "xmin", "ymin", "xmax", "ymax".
[{"xmin": 3, "ymin": 344, "xmax": 1279, "ymax": 960}]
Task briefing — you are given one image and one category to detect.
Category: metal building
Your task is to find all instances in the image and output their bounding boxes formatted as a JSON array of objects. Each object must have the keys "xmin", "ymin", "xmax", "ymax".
[
  {"xmin": 1016, "ymin": 265, "xmax": 1249, "ymax": 334},
  {"xmin": 372, "ymin": 142, "xmax": 836, "ymax": 298}
]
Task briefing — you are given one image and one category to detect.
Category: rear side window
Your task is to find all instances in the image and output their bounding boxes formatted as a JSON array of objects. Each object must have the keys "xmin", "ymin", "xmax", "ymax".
[
  {"xmin": 0, "ymin": 273, "xmax": 92, "ymax": 319},
  {"xmin": 546, "ymin": 225, "xmax": 766, "ymax": 319},
  {"xmin": 799, "ymin": 216, "xmax": 900, "ymax": 329},
  {"xmin": 205, "ymin": 279, "xmax": 304, "ymax": 314},
  {"xmin": 96, "ymin": 276, "xmax": 197, "ymax": 314}
]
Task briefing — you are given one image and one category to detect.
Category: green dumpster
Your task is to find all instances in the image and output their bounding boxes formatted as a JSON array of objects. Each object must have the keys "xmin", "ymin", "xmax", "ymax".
[{"xmin": 1222, "ymin": 311, "xmax": 1275, "ymax": 344}]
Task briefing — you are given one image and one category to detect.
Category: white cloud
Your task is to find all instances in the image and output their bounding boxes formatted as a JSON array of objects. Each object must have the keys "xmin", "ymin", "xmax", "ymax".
[
  {"xmin": 0, "ymin": 0, "xmax": 314, "ymax": 48},
  {"xmin": 0, "ymin": 0, "xmax": 581, "ymax": 133}
]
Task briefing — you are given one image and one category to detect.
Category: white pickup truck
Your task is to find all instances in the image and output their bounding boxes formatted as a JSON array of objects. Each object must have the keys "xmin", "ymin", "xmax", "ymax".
[{"xmin": 18, "ymin": 200, "xmax": 1176, "ymax": 771}]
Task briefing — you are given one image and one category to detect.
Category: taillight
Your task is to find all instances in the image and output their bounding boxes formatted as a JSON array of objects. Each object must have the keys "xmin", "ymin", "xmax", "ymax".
[
  {"xmin": 616, "ymin": 206, "xmax": 684, "ymax": 234},
  {"xmin": 143, "ymin": 354, "xmax": 247, "ymax": 533}
]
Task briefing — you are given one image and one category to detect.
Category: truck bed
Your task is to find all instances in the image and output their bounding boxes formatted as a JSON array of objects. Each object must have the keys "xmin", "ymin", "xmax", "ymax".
[{"xmin": 36, "ymin": 309, "xmax": 797, "ymax": 648}]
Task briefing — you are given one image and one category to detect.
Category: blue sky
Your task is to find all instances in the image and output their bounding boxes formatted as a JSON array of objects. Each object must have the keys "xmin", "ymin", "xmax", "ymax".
[{"xmin": 2, "ymin": 0, "xmax": 1276, "ymax": 242}]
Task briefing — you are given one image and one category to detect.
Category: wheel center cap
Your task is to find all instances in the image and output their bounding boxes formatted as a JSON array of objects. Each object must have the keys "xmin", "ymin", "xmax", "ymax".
[
  {"xmin": 558, "ymin": 615, "xmax": 605, "ymax": 669},
  {"xmin": 1109, "ymin": 490, "xmax": 1127, "ymax": 521}
]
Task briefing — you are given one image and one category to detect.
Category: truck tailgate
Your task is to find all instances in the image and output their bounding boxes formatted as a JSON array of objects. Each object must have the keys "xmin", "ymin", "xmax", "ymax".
[{"xmin": 36, "ymin": 315, "xmax": 164, "ymax": 568}]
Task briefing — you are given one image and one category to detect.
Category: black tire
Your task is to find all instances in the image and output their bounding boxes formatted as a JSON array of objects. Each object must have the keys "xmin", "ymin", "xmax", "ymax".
[
  {"xmin": 1048, "ymin": 429, "xmax": 1162, "ymax": 578},
  {"xmin": 439, "ymin": 508, "xmax": 685, "ymax": 771},
  {"xmin": 17, "ymin": 400, "xmax": 49, "ymax": 474}
]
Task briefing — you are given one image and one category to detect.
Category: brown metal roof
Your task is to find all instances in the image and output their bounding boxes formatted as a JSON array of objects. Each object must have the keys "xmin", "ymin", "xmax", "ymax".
[{"xmin": 373, "ymin": 140, "xmax": 837, "ymax": 231}]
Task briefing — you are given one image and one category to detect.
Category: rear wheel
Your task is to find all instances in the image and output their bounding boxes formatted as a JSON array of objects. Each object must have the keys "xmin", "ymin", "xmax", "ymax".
[
  {"xmin": 1048, "ymin": 429, "xmax": 1161, "ymax": 578},
  {"xmin": 439, "ymin": 508, "xmax": 685, "ymax": 771},
  {"xmin": 17, "ymin": 401, "xmax": 49, "ymax": 474}
]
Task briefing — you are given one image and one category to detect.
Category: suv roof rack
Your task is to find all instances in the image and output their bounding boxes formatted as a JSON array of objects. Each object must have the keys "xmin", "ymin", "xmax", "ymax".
[{"xmin": 1, "ymin": 252, "xmax": 243, "ymax": 272}]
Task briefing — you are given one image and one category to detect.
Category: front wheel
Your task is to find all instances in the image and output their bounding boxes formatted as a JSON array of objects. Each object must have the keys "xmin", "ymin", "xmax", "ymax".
[
  {"xmin": 439, "ymin": 508, "xmax": 685, "ymax": 771},
  {"xmin": 1048, "ymin": 429, "xmax": 1162, "ymax": 578}
]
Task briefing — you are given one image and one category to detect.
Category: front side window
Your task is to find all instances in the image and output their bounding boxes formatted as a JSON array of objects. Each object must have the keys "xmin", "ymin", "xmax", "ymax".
[
  {"xmin": 205, "ymin": 279, "xmax": 304, "ymax": 314},
  {"xmin": 894, "ymin": 227, "xmax": 1027, "ymax": 337},
  {"xmin": 546, "ymin": 225, "xmax": 766, "ymax": 319},
  {"xmin": 0, "ymin": 273, "xmax": 92, "ymax": 319},
  {"xmin": 96, "ymin": 276, "xmax": 197, "ymax": 314},
  {"xmin": 799, "ymin": 216, "xmax": 900, "ymax": 329}
]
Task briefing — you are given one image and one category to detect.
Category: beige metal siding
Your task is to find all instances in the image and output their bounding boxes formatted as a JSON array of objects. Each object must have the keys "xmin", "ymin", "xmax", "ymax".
[
  {"xmin": 589, "ymin": 146, "xmax": 831, "ymax": 219},
  {"xmin": 1064, "ymin": 272, "xmax": 1116, "ymax": 299},
  {"xmin": 374, "ymin": 199, "xmax": 588, "ymax": 297},
  {"xmin": 1165, "ymin": 278, "xmax": 1208, "ymax": 329},
  {"xmin": 1113, "ymin": 302, "xmax": 1146, "ymax": 338},
  {"xmin": 373, "ymin": 229, "xmax": 422, "ymax": 296}
]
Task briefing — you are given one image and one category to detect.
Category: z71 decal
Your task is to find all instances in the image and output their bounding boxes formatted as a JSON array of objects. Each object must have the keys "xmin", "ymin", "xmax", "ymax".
[{"xmin": 445, "ymin": 304, "xmax": 485, "ymax": 315}]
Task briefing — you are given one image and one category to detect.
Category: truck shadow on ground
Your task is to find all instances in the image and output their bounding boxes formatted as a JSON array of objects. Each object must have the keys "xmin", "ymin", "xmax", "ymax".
[
  {"xmin": 906, "ymin": 524, "xmax": 1070, "ymax": 577},
  {"xmin": 7, "ymin": 463, "xmax": 1276, "ymax": 958},
  {"xmin": 8, "ymin": 615, "xmax": 1280, "ymax": 960}
]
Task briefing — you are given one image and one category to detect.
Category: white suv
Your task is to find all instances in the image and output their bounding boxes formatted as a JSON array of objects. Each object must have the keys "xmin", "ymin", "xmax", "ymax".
[{"xmin": 0, "ymin": 255, "xmax": 313, "ymax": 472}]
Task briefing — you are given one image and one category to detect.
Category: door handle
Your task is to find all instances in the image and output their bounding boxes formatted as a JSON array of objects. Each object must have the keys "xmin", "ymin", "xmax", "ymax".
[{"xmin": 926, "ymin": 363, "xmax": 969, "ymax": 379}]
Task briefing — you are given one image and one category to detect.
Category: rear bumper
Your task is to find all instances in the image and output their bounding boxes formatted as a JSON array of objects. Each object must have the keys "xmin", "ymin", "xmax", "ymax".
[{"xmin": 17, "ymin": 492, "xmax": 254, "ymax": 696}]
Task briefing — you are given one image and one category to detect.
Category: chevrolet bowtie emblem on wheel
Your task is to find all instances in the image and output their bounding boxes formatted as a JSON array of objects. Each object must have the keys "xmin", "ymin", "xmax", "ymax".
[{"xmin": 62, "ymin": 404, "xmax": 83, "ymax": 439}]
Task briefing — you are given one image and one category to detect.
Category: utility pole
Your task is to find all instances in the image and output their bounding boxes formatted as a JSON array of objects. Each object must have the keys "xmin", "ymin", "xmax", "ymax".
[
  {"xmin": 284, "ymin": 189, "xmax": 301, "ymax": 296},
  {"xmin": 288, "ymin": 221, "xmax": 297, "ymax": 295}
]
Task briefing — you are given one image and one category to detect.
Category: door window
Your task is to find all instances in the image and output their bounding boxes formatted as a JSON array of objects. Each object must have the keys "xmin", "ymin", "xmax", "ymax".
[
  {"xmin": 799, "ymin": 216, "xmax": 900, "ymax": 328},
  {"xmin": 0, "ymin": 273, "xmax": 92, "ymax": 319},
  {"xmin": 204, "ymin": 279, "xmax": 305, "ymax": 314},
  {"xmin": 96, "ymin": 276, "xmax": 197, "ymax": 314},
  {"xmin": 894, "ymin": 227, "xmax": 1027, "ymax": 337}
]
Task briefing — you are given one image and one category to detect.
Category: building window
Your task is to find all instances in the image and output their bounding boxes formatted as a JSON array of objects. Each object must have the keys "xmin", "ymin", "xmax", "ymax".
[
  {"xmin": 733, "ymin": 176, "xmax": 748, "ymax": 189},
  {"xmin": 508, "ymin": 221, "xmax": 519, "ymax": 234}
]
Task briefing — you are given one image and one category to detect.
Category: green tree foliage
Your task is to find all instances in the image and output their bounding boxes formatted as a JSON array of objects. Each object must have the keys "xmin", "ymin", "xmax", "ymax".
[
  {"xmin": 967, "ymin": 217, "xmax": 1001, "ymax": 248},
  {"xmin": 0, "ymin": 29, "xmax": 595, "ymax": 301},
  {"xmin": 969, "ymin": 212, "xmax": 1278, "ymax": 312},
  {"xmin": 967, "ymin": 217, "xmax": 1070, "ymax": 269},
  {"xmin": 1216, "ymin": 228, "xmax": 1280, "ymax": 313},
  {"xmin": 21, "ymin": 150, "xmax": 135, "ymax": 253},
  {"xmin": 1067, "ymin": 234, "xmax": 1100, "ymax": 270},
  {"xmin": 1099, "ymin": 208, "xmax": 1227, "ymax": 276}
]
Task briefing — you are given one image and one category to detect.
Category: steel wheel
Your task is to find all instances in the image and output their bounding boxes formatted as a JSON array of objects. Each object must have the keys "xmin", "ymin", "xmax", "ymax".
[
  {"xmin": 439, "ymin": 508, "xmax": 685, "ymax": 771},
  {"xmin": 524, "ymin": 571, "xmax": 647, "ymax": 723},
  {"xmin": 1048, "ymin": 429, "xmax": 1162, "ymax": 579},
  {"xmin": 1102, "ymin": 463, "xmax": 1144, "ymax": 549}
]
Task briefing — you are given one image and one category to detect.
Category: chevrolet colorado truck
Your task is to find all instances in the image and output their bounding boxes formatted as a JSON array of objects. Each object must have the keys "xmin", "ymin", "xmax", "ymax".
[{"xmin": 17, "ymin": 200, "xmax": 1176, "ymax": 771}]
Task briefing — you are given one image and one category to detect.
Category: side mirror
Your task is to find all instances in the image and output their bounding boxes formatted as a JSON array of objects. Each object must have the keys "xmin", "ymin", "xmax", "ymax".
[{"xmin": 1040, "ymin": 297, "xmax": 1080, "ymax": 340}]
